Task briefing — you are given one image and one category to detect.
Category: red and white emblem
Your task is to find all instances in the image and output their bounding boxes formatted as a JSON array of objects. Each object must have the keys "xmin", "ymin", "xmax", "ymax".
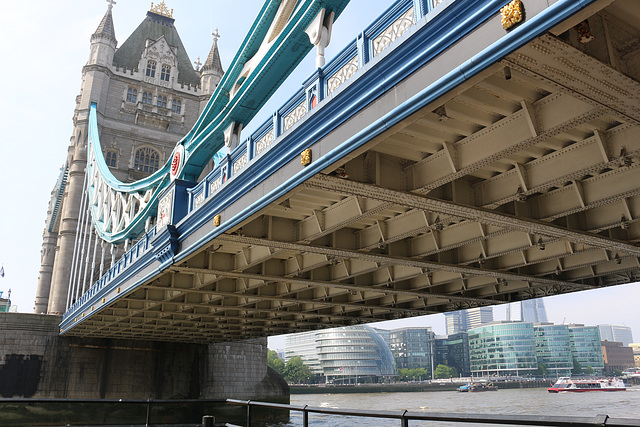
[{"xmin": 170, "ymin": 145, "xmax": 184, "ymax": 182}]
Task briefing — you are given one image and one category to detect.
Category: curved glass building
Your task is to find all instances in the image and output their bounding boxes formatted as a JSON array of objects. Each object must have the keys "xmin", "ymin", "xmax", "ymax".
[
  {"xmin": 468, "ymin": 321, "xmax": 537, "ymax": 377},
  {"xmin": 285, "ymin": 325, "xmax": 396, "ymax": 384}
]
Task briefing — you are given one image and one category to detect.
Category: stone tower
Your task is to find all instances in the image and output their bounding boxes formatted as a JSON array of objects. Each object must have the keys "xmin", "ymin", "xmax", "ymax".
[{"xmin": 35, "ymin": 0, "xmax": 224, "ymax": 314}]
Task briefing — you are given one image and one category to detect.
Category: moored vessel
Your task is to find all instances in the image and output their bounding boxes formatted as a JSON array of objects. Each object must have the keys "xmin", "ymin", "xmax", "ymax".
[
  {"xmin": 459, "ymin": 382, "xmax": 498, "ymax": 392},
  {"xmin": 547, "ymin": 377, "xmax": 626, "ymax": 393}
]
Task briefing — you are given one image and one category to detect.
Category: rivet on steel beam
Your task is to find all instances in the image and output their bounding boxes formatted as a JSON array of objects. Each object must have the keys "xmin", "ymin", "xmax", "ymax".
[{"xmin": 301, "ymin": 149, "xmax": 312, "ymax": 166}]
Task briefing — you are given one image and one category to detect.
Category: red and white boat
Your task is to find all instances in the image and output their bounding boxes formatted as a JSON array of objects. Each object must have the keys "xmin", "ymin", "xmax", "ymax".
[{"xmin": 548, "ymin": 377, "xmax": 626, "ymax": 393}]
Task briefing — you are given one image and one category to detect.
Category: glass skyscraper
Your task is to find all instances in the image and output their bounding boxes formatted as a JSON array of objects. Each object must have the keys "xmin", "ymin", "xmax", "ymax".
[
  {"xmin": 445, "ymin": 307, "xmax": 493, "ymax": 334},
  {"xmin": 521, "ymin": 299, "xmax": 548, "ymax": 323},
  {"xmin": 468, "ymin": 321, "xmax": 537, "ymax": 377},
  {"xmin": 598, "ymin": 324, "xmax": 634, "ymax": 346}
]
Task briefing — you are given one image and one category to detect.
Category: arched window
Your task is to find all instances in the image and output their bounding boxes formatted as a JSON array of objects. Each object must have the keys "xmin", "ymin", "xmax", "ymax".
[
  {"xmin": 146, "ymin": 60, "xmax": 156, "ymax": 77},
  {"xmin": 142, "ymin": 91, "xmax": 153, "ymax": 105},
  {"xmin": 134, "ymin": 147, "xmax": 160, "ymax": 173},
  {"xmin": 157, "ymin": 95, "xmax": 167, "ymax": 108},
  {"xmin": 126, "ymin": 88, "xmax": 137, "ymax": 103},
  {"xmin": 161, "ymin": 64, "xmax": 171, "ymax": 82},
  {"xmin": 105, "ymin": 150, "xmax": 117, "ymax": 167},
  {"xmin": 172, "ymin": 99, "xmax": 182, "ymax": 114}
]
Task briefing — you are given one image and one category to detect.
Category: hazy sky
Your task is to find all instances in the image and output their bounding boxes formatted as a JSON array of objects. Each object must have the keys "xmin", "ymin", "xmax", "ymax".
[{"xmin": 0, "ymin": 0, "xmax": 637, "ymax": 348}]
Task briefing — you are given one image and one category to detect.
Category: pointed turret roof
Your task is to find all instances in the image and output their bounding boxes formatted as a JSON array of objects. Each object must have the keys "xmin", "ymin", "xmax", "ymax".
[
  {"xmin": 202, "ymin": 29, "xmax": 224, "ymax": 75},
  {"xmin": 92, "ymin": 1, "xmax": 117, "ymax": 44},
  {"xmin": 112, "ymin": 9, "xmax": 200, "ymax": 86}
]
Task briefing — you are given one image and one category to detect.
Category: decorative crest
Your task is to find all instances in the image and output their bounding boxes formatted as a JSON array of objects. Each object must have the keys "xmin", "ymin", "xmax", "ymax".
[
  {"xmin": 194, "ymin": 56, "xmax": 202, "ymax": 71},
  {"xmin": 106, "ymin": 0, "xmax": 116, "ymax": 10},
  {"xmin": 150, "ymin": 0, "xmax": 173, "ymax": 18},
  {"xmin": 213, "ymin": 28, "xmax": 220, "ymax": 44},
  {"xmin": 500, "ymin": 0, "xmax": 524, "ymax": 30}
]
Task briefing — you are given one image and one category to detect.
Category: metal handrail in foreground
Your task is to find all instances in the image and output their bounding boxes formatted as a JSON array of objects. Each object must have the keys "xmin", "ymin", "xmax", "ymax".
[{"xmin": 226, "ymin": 398, "xmax": 640, "ymax": 427}]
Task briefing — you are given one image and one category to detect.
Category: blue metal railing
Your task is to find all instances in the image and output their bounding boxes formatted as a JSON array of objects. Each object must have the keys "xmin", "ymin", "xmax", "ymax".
[{"xmin": 184, "ymin": 0, "xmax": 427, "ymax": 215}]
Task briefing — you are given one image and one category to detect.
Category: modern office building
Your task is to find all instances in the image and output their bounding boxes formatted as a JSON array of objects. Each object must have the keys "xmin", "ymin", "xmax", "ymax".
[
  {"xmin": 433, "ymin": 336, "xmax": 449, "ymax": 369},
  {"xmin": 389, "ymin": 327, "xmax": 434, "ymax": 371},
  {"xmin": 568, "ymin": 324, "xmax": 604, "ymax": 375},
  {"xmin": 601, "ymin": 341, "xmax": 635, "ymax": 374},
  {"xmin": 521, "ymin": 299, "xmax": 549, "ymax": 323},
  {"xmin": 285, "ymin": 325, "xmax": 396, "ymax": 384},
  {"xmin": 533, "ymin": 323, "xmax": 573, "ymax": 377},
  {"xmin": 598, "ymin": 325, "xmax": 634, "ymax": 346},
  {"xmin": 468, "ymin": 321, "xmax": 537, "ymax": 377},
  {"xmin": 446, "ymin": 332, "xmax": 470, "ymax": 377},
  {"xmin": 445, "ymin": 307, "xmax": 493, "ymax": 334}
]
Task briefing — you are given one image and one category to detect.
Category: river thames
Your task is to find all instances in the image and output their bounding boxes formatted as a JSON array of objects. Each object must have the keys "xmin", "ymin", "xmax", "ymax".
[{"xmin": 267, "ymin": 386, "xmax": 640, "ymax": 426}]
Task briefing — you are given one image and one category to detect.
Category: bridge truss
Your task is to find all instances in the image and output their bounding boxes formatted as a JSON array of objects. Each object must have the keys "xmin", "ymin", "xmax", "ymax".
[{"xmin": 61, "ymin": 0, "xmax": 640, "ymax": 343}]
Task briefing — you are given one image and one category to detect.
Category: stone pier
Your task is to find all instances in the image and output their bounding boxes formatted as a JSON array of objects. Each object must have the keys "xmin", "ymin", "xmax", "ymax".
[{"xmin": 0, "ymin": 313, "xmax": 289, "ymax": 401}]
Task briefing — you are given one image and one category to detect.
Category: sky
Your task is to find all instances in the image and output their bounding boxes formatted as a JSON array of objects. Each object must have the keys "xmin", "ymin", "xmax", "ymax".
[{"xmin": 0, "ymin": 0, "xmax": 638, "ymax": 350}]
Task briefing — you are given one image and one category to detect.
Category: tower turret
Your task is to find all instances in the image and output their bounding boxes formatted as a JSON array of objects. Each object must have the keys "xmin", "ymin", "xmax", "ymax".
[
  {"xmin": 89, "ymin": 0, "xmax": 118, "ymax": 67},
  {"xmin": 200, "ymin": 29, "xmax": 224, "ymax": 95}
]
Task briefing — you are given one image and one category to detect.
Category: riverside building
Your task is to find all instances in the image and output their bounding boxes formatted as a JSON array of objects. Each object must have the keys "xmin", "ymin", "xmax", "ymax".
[
  {"xmin": 285, "ymin": 325, "xmax": 396, "ymax": 384},
  {"xmin": 533, "ymin": 323, "xmax": 573, "ymax": 377},
  {"xmin": 568, "ymin": 324, "xmax": 605, "ymax": 375},
  {"xmin": 389, "ymin": 327, "xmax": 434, "ymax": 371},
  {"xmin": 468, "ymin": 321, "xmax": 538, "ymax": 377}
]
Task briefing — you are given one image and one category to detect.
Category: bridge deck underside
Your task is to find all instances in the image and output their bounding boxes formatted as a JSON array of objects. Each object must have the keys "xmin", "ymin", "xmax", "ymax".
[{"xmin": 68, "ymin": 1, "xmax": 640, "ymax": 343}]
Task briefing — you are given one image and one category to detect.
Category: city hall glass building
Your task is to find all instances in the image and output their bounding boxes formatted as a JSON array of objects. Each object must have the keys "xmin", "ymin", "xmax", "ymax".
[
  {"xmin": 468, "ymin": 321, "xmax": 537, "ymax": 377},
  {"xmin": 285, "ymin": 325, "xmax": 396, "ymax": 384}
]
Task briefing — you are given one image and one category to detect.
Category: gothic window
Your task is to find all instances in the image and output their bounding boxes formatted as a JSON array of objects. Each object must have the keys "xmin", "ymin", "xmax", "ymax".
[
  {"xmin": 126, "ymin": 88, "xmax": 137, "ymax": 103},
  {"xmin": 134, "ymin": 147, "xmax": 160, "ymax": 173},
  {"xmin": 142, "ymin": 91, "xmax": 153, "ymax": 105},
  {"xmin": 146, "ymin": 60, "xmax": 157, "ymax": 78},
  {"xmin": 161, "ymin": 64, "xmax": 171, "ymax": 82},
  {"xmin": 105, "ymin": 150, "xmax": 117, "ymax": 167},
  {"xmin": 157, "ymin": 95, "xmax": 167, "ymax": 108},
  {"xmin": 172, "ymin": 99, "xmax": 182, "ymax": 114}
]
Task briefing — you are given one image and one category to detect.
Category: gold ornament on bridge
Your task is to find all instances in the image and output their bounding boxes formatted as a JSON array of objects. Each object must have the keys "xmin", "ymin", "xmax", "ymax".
[
  {"xmin": 301, "ymin": 149, "xmax": 312, "ymax": 166},
  {"xmin": 150, "ymin": 1, "xmax": 173, "ymax": 18},
  {"xmin": 500, "ymin": 0, "xmax": 524, "ymax": 30},
  {"xmin": 213, "ymin": 214, "xmax": 221, "ymax": 227}
]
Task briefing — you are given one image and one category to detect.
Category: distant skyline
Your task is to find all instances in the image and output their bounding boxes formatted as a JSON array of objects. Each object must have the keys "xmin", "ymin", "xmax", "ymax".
[
  {"xmin": 0, "ymin": 1, "xmax": 638, "ymax": 345},
  {"xmin": 268, "ymin": 284, "xmax": 639, "ymax": 350}
]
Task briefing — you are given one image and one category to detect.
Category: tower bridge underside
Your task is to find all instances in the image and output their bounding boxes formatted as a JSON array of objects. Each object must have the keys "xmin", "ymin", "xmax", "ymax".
[{"xmin": 66, "ymin": 0, "xmax": 640, "ymax": 343}]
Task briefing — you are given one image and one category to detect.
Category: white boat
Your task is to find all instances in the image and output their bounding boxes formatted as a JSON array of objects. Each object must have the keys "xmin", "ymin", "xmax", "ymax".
[{"xmin": 548, "ymin": 377, "xmax": 626, "ymax": 393}]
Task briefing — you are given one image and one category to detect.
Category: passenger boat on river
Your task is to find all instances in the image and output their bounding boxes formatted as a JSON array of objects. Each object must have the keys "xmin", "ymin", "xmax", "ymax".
[{"xmin": 547, "ymin": 377, "xmax": 626, "ymax": 393}]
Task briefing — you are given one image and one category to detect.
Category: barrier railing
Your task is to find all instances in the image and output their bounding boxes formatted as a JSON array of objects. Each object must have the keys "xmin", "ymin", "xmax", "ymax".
[
  {"xmin": 1, "ymin": 397, "xmax": 638, "ymax": 426},
  {"xmin": 226, "ymin": 398, "xmax": 640, "ymax": 427}
]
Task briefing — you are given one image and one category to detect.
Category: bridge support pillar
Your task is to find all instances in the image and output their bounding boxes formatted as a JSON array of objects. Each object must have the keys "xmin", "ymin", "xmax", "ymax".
[{"xmin": 0, "ymin": 313, "xmax": 289, "ymax": 403}]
